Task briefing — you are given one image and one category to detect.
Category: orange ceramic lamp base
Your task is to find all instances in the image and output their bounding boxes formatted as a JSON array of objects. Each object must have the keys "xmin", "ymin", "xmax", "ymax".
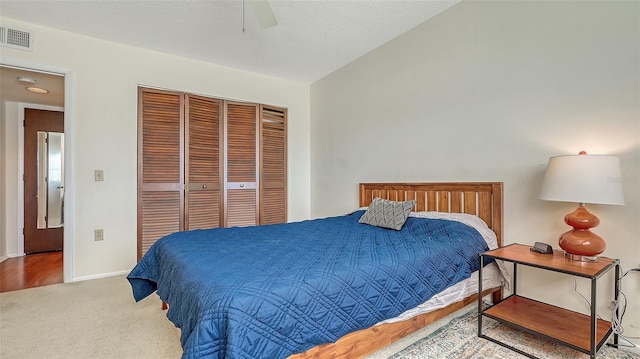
[{"xmin": 558, "ymin": 205, "xmax": 606, "ymax": 257}]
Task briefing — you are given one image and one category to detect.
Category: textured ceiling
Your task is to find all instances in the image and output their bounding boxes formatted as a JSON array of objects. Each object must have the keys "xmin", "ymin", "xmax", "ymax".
[{"xmin": 0, "ymin": 0, "xmax": 460, "ymax": 84}]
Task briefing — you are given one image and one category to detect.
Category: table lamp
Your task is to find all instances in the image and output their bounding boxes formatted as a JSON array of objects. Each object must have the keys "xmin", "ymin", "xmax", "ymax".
[{"xmin": 539, "ymin": 151, "xmax": 624, "ymax": 261}]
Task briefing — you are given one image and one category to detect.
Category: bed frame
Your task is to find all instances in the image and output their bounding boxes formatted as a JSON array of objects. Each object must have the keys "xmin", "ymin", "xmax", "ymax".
[{"xmin": 289, "ymin": 182, "xmax": 504, "ymax": 359}]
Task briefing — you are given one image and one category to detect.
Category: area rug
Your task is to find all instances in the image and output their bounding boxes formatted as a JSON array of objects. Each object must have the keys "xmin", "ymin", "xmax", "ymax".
[{"xmin": 389, "ymin": 309, "xmax": 639, "ymax": 359}]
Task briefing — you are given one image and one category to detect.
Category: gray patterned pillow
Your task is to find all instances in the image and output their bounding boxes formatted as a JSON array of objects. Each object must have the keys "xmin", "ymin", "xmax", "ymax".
[{"xmin": 358, "ymin": 198, "xmax": 416, "ymax": 230}]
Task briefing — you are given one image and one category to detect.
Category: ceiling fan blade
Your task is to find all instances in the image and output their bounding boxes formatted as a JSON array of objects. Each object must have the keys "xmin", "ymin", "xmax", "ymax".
[{"xmin": 248, "ymin": 0, "xmax": 278, "ymax": 28}]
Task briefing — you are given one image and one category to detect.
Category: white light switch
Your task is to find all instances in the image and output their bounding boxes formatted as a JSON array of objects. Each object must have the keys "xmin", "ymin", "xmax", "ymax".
[{"xmin": 94, "ymin": 170, "xmax": 104, "ymax": 182}]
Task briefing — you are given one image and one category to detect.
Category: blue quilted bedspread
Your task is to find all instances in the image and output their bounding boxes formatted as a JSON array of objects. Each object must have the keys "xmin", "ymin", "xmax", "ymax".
[{"xmin": 127, "ymin": 211, "xmax": 490, "ymax": 359}]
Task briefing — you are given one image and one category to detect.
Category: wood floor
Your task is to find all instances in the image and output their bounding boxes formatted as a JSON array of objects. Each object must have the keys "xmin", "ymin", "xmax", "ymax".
[{"xmin": 0, "ymin": 251, "xmax": 63, "ymax": 293}]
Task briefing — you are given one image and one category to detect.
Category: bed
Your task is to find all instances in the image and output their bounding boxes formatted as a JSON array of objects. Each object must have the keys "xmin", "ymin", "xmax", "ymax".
[{"xmin": 128, "ymin": 182, "xmax": 504, "ymax": 359}]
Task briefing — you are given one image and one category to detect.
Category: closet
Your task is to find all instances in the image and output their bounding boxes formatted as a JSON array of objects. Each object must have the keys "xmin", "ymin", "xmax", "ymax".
[{"xmin": 137, "ymin": 87, "xmax": 287, "ymax": 259}]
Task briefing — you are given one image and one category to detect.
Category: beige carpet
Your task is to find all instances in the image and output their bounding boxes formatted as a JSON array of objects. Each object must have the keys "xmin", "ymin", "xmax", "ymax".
[{"xmin": 0, "ymin": 275, "xmax": 182, "ymax": 359}]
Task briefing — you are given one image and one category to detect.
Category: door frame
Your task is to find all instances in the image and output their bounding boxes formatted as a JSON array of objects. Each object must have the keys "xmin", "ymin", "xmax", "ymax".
[{"xmin": 3, "ymin": 59, "xmax": 75, "ymax": 283}]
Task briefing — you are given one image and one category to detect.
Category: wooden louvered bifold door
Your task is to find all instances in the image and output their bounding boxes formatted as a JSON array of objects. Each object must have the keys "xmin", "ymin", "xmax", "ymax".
[
  {"xmin": 137, "ymin": 88, "xmax": 184, "ymax": 259},
  {"xmin": 260, "ymin": 106, "xmax": 287, "ymax": 225},
  {"xmin": 224, "ymin": 102, "xmax": 258, "ymax": 227},
  {"xmin": 185, "ymin": 95, "xmax": 222, "ymax": 230},
  {"xmin": 139, "ymin": 87, "xmax": 288, "ymax": 259}
]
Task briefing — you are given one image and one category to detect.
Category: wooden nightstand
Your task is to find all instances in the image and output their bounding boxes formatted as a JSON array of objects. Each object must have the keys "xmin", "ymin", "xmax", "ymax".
[{"xmin": 478, "ymin": 243, "xmax": 620, "ymax": 359}]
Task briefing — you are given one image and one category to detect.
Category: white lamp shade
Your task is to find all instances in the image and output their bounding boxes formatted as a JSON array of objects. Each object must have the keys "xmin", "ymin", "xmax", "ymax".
[{"xmin": 539, "ymin": 154, "xmax": 625, "ymax": 206}]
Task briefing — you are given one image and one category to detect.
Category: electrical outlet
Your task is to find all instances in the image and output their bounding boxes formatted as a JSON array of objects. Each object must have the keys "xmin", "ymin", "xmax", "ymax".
[
  {"xmin": 94, "ymin": 170, "xmax": 104, "ymax": 182},
  {"xmin": 94, "ymin": 229, "xmax": 104, "ymax": 241}
]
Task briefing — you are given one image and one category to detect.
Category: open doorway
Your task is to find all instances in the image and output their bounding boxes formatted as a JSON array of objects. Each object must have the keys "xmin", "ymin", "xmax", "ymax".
[
  {"xmin": 0, "ymin": 65, "xmax": 67, "ymax": 291},
  {"xmin": 24, "ymin": 109, "xmax": 64, "ymax": 254}
]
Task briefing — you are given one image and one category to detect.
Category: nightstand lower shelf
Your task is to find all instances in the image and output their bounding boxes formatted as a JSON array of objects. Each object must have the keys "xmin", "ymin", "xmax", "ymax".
[{"xmin": 483, "ymin": 295, "xmax": 613, "ymax": 354}]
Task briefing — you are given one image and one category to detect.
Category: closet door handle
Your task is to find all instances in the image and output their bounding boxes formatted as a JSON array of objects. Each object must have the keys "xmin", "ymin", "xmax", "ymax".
[
  {"xmin": 202, "ymin": 184, "xmax": 207, "ymax": 189},
  {"xmin": 239, "ymin": 184, "xmax": 245, "ymax": 188}
]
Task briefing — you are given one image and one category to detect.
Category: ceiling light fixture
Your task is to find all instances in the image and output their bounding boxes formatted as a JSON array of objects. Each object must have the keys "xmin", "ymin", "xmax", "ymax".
[
  {"xmin": 26, "ymin": 86, "xmax": 49, "ymax": 94},
  {"xmin": 17, "ymin": 76, "xmax": 36, "ymax": 85}
]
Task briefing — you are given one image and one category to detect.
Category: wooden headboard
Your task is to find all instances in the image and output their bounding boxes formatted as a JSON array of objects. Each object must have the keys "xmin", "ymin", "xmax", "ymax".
[{"xmin": 359, "ymin": 182, "xmax": 503, "ymax": 247}]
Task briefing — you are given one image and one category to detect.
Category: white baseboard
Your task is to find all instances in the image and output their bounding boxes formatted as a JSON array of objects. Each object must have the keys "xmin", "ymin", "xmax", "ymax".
[
  {"xmin": 71, "ymin": 270, "xmax": 130, "ymax": 283},
  {"xmin": 0, "ymin": 252, "xmax": 25, "ymax": 262}
]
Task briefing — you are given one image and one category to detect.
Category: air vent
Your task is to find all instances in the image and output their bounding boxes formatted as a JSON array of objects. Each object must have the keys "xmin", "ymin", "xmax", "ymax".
[{"xmin": 0, "ymin": 25, "xmax": 34, "ymax": 51}]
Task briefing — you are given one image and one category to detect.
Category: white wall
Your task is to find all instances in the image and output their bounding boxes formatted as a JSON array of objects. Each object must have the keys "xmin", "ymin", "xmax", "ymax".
[
  {"xmin": 2, "ymin": 103, "xmax": 15, "ymax": 258},
  {"xmin": 0, "ymin": 101, "xmax": 9, "ymax": 261},
  {"xmin": 0, "ymin": 18, "xmax": 311, "ymax": 279},
  {"xmin": 1, "ymin": 101, "xmax": 24, "ymax": 261},
  {"xmin": 311, "ymin": 0, "xmax": 639, "ymax": 342}
]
